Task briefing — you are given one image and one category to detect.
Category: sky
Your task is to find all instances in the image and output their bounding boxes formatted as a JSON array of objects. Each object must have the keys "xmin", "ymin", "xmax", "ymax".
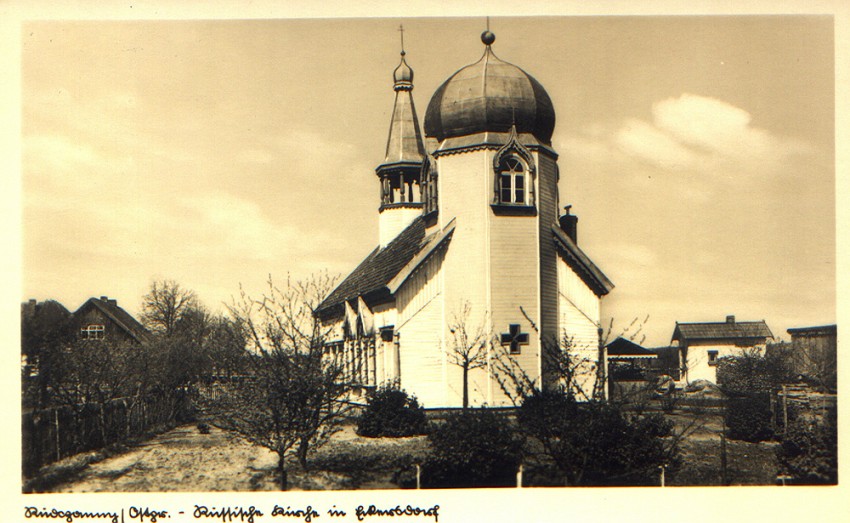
[{"xmin": 18, "ymin": 14, "xmax": 837, "ymax": 347}]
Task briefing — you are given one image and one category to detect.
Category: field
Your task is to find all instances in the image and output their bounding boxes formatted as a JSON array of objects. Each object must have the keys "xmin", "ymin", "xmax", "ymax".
[{"xmin": 31, "ymin": 404, "xmax": 779, "ymax": 492}]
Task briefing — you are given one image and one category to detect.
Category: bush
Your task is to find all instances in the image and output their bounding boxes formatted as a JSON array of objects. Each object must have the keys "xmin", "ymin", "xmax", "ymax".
[
  {"xmin": 356, "ymin": 385, "xmax": 429, "ymax": 438},
  {"xmin": 517, "ymin": 390, "xmax": 676, "ymax": 486},
  {"xmin": 777, "ymin": 407, "xmax": 837, "ymax": 484},
  {"xmin": 724, "ymin": 394, "xmax": 774, "ymax": 442},
  {"xmin": 423, "ymin": 409, "xmax": 522, "ymax": 488},
  {"xmin": 717, "ymin": 351, "xmax": 793, "ymax": 395}
]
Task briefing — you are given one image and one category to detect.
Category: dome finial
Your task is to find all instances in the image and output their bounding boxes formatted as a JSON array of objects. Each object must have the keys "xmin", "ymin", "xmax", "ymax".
[
  {"xmin": 393, "ymin": 25, "xmax": 413, "ymax": 90},
  {"xmin": 481, "ymin": 16, "xmax": 495, "ymax": 46}
]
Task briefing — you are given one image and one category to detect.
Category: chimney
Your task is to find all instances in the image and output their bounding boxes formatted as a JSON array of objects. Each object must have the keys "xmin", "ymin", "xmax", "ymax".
[
  {"xmin": 559, "ymin": 205, "xmax": 578, "ymax": 243},
  {"xmin": 28, "ymin": 299, "xmax": 36, "ymax": 306},
  {"xmin": 726, "ymin": 315, "xmax": 735, "ymax": 324},
  {"xmin": 100, "ymin": 296, "xmax": 108, "ymax": 301},
  {"xmin": 108, "ymin": 299, "xmax": 117, "ymax": 306}
]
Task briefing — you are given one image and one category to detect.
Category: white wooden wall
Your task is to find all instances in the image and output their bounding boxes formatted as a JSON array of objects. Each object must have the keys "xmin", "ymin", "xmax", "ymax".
[{"xmin": 558, "ymin": 255, "xmax": 601, "ymax": 399}]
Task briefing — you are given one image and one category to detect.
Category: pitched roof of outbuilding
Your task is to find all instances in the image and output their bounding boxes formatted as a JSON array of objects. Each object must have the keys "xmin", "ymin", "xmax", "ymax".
[
  {"xmin": 606, "ymin": 337, "xmax": 657, "ymax": 358},
  {"xmin": 317, "ymin": 217, "xmax": 428, "ymax": 317},
  {"xmin": 672, "ymin": 319, "xmax": 773, "ymax": 343},
  {"xmin": 74, "ymin": 297, "xmax": 153, "ymax": 344}
]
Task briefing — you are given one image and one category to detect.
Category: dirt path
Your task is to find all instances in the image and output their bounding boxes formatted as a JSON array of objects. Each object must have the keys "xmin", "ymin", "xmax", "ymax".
[{"xmin": 50, "ymin": 425, "xmax": 280, "ymax": 492}]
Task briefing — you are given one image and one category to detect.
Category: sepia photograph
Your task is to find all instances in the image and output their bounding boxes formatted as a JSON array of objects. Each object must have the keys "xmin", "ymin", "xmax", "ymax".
[{"xmin": 9, "ymin": 2, "xmax": 843, "ymax": 514}]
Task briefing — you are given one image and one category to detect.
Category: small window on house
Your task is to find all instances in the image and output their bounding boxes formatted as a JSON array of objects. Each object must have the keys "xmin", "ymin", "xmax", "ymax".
[
  {"xmin": 81, "ymin": 324, "xmax": 105, "ymax": 340},
  {"xmin": 497, "ymin": 156, "xmax": 526, "ymax": 205},
  {"xmin": 707, "ymin": 350, "xmax": 719, "ymax": 366}
]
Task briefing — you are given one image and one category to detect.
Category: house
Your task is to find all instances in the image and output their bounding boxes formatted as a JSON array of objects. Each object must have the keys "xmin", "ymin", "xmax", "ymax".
[
  {"xmin": 672, "ymin": 315, "xmax": 773, "ymax": 384},
  {"xmin": 315, "ymin": 30, "xmax": 613, "ymax": 408},
  {"xmin": 786, "ymin": 324, "xmax": 837, "ymax": 391},
  {"xmin": 72, "ymin": 296, "xmax": 152, "ymax": 345},
  {"xmin": 605, "ymin": 337, "xmax": 657, "ymax": 399}
]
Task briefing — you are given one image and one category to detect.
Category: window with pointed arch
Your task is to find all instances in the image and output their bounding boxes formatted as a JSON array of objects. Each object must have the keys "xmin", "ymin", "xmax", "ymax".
[{"xmin": 497, "ymin": 155, "xmax": 532, "ymax": 206}]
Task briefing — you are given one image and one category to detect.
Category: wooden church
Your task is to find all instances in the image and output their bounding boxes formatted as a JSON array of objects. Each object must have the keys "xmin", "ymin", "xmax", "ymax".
[{"xmin": 315, "ymin": 29, "xmax": 613, "ymax": 408}]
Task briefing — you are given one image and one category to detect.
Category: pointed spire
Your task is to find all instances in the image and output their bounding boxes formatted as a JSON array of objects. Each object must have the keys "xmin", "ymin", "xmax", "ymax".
[{"xmin": 381, "ymin": 28, "xmax": 425, "ymax": 167}]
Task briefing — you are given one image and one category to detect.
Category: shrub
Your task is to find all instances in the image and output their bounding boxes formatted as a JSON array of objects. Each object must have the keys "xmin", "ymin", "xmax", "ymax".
[
  {"xmin": 356, "ymin": 385, "xmax": 429, "ymax": 438},
  {"xmin": 422, "ymin": 409, "xmax": 522, "ymax": 488},
  {"xmin": 777, "ymin": 407, "xmax": 837, "ymax": 484},
  {"xmin": 717, "ymin": 351, "xmax": 793, "ymax": 395},
  {"xmin": 517, "ymin": 390, "xmax": 676, "ymax": 486},
  {"xmin": 724, "ymin": 394, "xmax": 774, "ymax": 442}
]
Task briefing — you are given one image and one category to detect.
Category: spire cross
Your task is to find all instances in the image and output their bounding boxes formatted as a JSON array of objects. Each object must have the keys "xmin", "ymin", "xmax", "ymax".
[{"xmin": 398, "ymin": 24, "xmax": 405, "ymax": 54}]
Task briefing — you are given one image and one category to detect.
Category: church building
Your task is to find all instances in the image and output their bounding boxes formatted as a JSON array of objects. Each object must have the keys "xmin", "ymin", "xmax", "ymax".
[{"xmin": 316, "ymin": 29, "xmax": 613, "ymax": 408}]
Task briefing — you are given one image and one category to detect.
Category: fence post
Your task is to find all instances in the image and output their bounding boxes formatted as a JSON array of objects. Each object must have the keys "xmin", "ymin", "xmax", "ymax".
[
  {"xmin": 720, "ymin": 432, "xmax": 728, "ymax": 486},
  {"xmin": 517, "ymin": 464, "xmax": 523, "ymax": 488},
  {"xmin": 54, "ymin": 408, "xmax": 61, "ymax": 462},
  {"xmin": 415, "ymin": 463, "xmax": 421, "ymax": 490},
  {"xmin": 659, "ymin": 464, "xmax": 666, "ymax": 487},
  {"xmin": 782, "ymin": 385, "xmax": 788, "ymax": 434}
]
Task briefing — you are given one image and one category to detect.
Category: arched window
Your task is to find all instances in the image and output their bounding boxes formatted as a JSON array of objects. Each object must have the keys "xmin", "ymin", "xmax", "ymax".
[{"xmin": 498, "ymin": 156, "xmax": 527, "ymax": 205}]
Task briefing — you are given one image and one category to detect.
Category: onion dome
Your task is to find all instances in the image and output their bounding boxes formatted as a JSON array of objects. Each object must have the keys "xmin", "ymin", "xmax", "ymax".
[
  {"xmin": 393, "ymin": 51, "xmax": 414, "ymax": 89},
  {"xmin": 424, "ymin": 31, "xmax": 556, "ymax": 145}
]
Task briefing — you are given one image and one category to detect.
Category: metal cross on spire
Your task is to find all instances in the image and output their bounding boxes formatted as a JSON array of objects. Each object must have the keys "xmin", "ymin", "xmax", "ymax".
[{"xmin": 398, "ymin": 24, "xmax": 405, "ymax": 55}]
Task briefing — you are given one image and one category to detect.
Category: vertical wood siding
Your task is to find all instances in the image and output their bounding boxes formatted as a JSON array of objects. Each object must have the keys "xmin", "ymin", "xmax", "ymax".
[
  {"xmin": 395, "ymin": 248, "xmax": 448, "ymax": 407},
  {"xmin": 537, "ymin": 152, "xmax": 560, "ymax": 388},
  {"xmin": 558, "ymin": 255, "xmax": 602, "ymax": 399}
]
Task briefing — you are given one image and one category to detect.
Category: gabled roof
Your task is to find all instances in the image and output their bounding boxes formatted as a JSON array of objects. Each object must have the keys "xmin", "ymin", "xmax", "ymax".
[
  {"xmin": 74, "ymin": 297, "xmax": 153, "ymax": 344},
  {"xmin": 606, "ymin": 337, "xmax": 657, "ymax": 358},
  {"xmin": 317, "ymin": 217, "xmax": 428, "ymax": 318},
  {"xmin": 551, "ymin": 225, "xmax": 614, "ymax": 297},
  {"xmin": 672, "ymin": 319, "xmax": 773, "ymax": 343}
]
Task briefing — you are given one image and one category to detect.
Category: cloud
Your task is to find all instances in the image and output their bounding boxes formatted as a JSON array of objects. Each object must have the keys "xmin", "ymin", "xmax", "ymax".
[
  {"xmin": 614, "ymin": 118, "xmax": 699, "ymax": 170},
  {"xmin": 572, "ymin": 93, "xmax": 814, "ymax": 180}
]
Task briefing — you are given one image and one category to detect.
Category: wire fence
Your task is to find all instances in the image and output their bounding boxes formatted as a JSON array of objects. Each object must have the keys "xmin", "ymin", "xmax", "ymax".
[{"xmin": 21, "ymin": 392, "xmax": 190, "ymax": 477}]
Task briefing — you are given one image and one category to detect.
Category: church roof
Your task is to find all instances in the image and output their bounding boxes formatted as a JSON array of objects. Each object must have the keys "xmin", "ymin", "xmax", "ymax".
[
  {"xmin": 317, "ymin": 217, "xmax": 427, "ymax": 317},
  {"xmin": 672, "ymin": 318, "xmax": 773, "ymax": 343},
  {"xmin": 552, "ymin": 225, "xmax": 614, "ymax": 297},
  {"xmin": 424, "ymin": 31, "xmax": 556, "ymax": 145}
]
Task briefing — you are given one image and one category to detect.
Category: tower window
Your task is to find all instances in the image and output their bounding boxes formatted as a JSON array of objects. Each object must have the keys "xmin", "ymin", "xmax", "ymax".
[{"xmin": 498, "ymin": 157, "xmax": 526, "ymax": 205}]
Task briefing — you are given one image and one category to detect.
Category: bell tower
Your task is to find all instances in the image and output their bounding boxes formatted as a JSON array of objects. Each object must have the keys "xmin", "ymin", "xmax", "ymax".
[{"xmin": 376, "ymin": 28, "xmax": 425, "ymax": 248}]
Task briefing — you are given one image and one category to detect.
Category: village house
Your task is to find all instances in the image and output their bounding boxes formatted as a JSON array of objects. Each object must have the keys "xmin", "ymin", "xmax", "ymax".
[
  {"xmin": 72, "ymin": 296, "xmax": 152, "ymax": 345},
  {"xmin": 315, "ymin": 30, "xmax": 613, "ymax": 408},
  {"xmin": 673, "ymin": 315, "xmax": 774, "ymax": 385}
]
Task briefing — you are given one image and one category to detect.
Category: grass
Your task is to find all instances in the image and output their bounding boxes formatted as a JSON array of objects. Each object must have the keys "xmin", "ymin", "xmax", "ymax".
[{"xmin": 30, "ymin": 403, "xmax": 783, "ymax": 491}]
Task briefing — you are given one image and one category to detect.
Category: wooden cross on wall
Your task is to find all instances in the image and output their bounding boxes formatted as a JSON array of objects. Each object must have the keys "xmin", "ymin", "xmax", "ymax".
[{"xmin": 501, "ymin": 324, "xmax": 529, "ymax": 354}]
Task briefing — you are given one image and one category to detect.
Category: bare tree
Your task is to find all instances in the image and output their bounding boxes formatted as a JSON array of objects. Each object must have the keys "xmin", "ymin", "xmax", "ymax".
[
  {"xmin": 141, "ymin": 279, "xmax": 199, "ymax": 337},
  {"xmin": 447, "ymin": 302, "xmax": 493, "ymax": 410},
  {"xmin": 49, "ymin": 338, "xmax": 144, "ymax": 447},
  {"xmin": 212, "ymin": 272, "xmax": 350, "ymax": 490}
]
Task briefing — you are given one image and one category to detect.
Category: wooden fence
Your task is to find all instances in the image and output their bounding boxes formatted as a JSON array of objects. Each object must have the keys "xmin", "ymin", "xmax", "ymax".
[{"xmin": 22, "ymin": 393, "xmax": 190, "ymax": 477}]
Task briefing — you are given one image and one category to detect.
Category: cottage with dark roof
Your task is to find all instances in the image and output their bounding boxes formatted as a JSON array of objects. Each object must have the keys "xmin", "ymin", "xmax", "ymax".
[
  {"xmin": 72, "ymin": 296, "xmax": 152, "ymax": 345},
  {"xmin": 672, "ymin": 315, "xmax": 773, "ymax": 384},
  {"xmin": 315, "ymin": 30, "xmax": 612, "ymax": 407}
]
